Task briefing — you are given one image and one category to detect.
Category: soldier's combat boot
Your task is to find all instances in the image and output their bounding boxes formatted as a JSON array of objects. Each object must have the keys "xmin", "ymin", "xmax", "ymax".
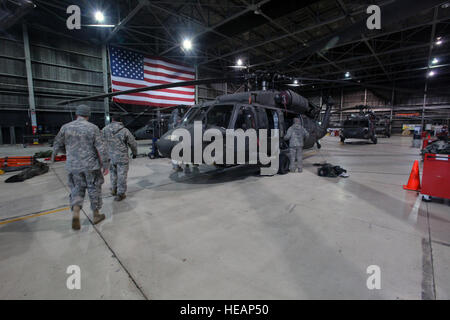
[
  {"xmin": 93, "ymin": 210, "xmax": 105, "ymax": 224},
  {"xmin": 72, "ymin": 205, "xmax": 81, "ymax": 230},
  {"xmin": 114, "ymin": 194, "xmax": 126, "ymax": 202},
  {"xmin": 111, "ymin": 189, "xmax": 117, "ymax": 196}
]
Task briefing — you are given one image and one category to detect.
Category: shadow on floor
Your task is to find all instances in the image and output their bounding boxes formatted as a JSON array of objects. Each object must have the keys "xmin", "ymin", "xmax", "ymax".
[
  {"xmin": 169, "ymin": 165, "xmax": 261, "ymax": 185},
  {"xmin": 343, "ymin": 141, "xmax": 375, "ymax": 145}
]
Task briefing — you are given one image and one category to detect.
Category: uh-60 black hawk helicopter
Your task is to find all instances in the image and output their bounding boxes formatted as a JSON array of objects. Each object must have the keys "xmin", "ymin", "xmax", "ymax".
[
  {"xmin": 339, "ymin": 105, "xmax": 392, "ymax": 144},
  {"xmin": 339, "ymin": 105, "xmax": 381, "ymax": 145},
  {"xmin": 156, "ymin": 81, "xmax": 333, "ymax": 174},
  {"xmin": 58, "ymin": 71, "xmax": 334, "ymax": 174},
  {"xmin": 133, "ymin": 105, "xmax": 190, "ymax": 140}
]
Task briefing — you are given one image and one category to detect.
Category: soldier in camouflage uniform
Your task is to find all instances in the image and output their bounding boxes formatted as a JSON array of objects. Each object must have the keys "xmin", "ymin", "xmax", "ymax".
[
  {"xmin": 284, "ymin": 117, "xmax": 309, "ymax": 173},
  {"xmin": 53, "ymin": 105, "xmax": 109, "ymax": 230},
  {"xmin": 102, "ymin": 115, "xmax": 138, "ymax": 201}
]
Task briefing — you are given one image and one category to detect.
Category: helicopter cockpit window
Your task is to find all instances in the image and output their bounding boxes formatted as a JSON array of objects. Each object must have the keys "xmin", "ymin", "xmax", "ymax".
[
  {"xmin": 205, "ymin": 105, "xmax": 234, "ymax": 129},
  {"xmin": 235, "ymin": 107, "xmax": 256, "ymax": 130},
  {"xmin": 182, "ymin": 106, "xmax": 208, "ymax": 125},
  {"xmin": 345, "ymin": 120, "xmax": 358, "ymax": 127},
  {"xmin": 266, "ymin": 110, "xmax": 275, "ymax": 129}
]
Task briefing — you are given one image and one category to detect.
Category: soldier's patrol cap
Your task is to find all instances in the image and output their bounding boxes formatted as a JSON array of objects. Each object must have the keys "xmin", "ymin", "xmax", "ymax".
[{"xmin": 75, "ymin": 104, "xmax": 91, "ymax": 117}]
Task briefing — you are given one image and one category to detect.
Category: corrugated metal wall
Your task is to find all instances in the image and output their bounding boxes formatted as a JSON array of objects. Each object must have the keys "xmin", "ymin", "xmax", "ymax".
[
  {"xmin": 306, "ymin": 87, "xmax": 450, "ymax": 134},
  {"xmin": 0, "ymin": 25, "xmax": 106, "ymax": 143}
]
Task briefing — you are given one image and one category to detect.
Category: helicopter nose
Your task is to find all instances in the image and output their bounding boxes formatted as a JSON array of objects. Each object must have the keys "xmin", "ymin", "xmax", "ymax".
[
  {"xmin": 157, "ymin": 125, "xmax": 197, "ymax": 161},
  {"xmin": 156, "ymin": 134, "xmax": 176, "ymax": 158}
]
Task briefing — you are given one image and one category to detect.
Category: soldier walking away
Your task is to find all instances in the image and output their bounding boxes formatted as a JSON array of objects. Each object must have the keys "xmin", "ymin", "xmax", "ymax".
[
  {"xmin": 284, "ymin": 117, "xmax": 309, "ymax": 173},
  {"xmin": 53, "ymin": 105, "xmax": 109, "ymax": 230},
  {"xmin": 102, "ymin": 115, "xmax": 138, "ymax": 202}
]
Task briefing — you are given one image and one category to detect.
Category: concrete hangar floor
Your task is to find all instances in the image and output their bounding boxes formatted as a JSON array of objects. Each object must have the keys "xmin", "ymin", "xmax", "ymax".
[{"xmin": 0, "ymin": 135, "xmax": 448, "ymax": 299}]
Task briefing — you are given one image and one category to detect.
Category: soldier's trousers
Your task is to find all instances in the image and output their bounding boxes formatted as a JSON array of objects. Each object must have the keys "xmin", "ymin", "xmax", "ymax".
[
  {"xmin": 289, "ymin": 146, "xmax": 303, "ymax": 171},
  {"xmin": 110, "ymin": 162, "xmax": 129, "ymax": 195},
  {"xmin": 68, "ymin": 170, "xmax": 104, "ymax": 211}
]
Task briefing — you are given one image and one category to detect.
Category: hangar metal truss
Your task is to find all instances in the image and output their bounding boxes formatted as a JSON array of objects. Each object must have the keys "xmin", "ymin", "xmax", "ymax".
[{"xmin": 27, "ymin": 0, "xmax": 450, "ymax": 93}]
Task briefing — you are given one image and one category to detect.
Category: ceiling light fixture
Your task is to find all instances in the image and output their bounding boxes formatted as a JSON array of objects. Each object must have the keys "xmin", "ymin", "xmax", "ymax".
[
  {"xmin": 95, "ymin": 11, "xmax": 104, "ymax": 22},
  {"xmin": 182, "ymin": 39, "xmax": 193, "ymax": 51}
]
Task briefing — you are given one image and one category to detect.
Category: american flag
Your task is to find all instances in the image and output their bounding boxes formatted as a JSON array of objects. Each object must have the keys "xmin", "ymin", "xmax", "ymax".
[{"xmin": 109, "ymin": 46, "xmax": 196, "ymax": 107}]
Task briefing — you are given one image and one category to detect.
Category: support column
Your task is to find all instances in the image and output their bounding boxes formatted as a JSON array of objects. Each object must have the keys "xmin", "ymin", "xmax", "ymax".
[
  {"xmin": 22, "ymin": 24, "xmax": 37, "ymax": 142},
  {"xmin": 0, "ymin": 126, "xmax": 3, "ymax": 145},
  {"xmin": 421, "ymin": 82, "xmax": 428, "ymax": 129},
  {"xmin": 390, "ymin": 86, "xmax": 395, "ymax": 135},
  {"xmin": 390, "ymin": 86, "xmax": 395, "ymax": 121},
  {"xmin": 364, "ymin": 88, "xmax": 368, "ymax": 105},
  {"xmin": 10, "ymin": 127, "xmax": 16, "ymax": 145},
  {"xmin": 195, "ymin": 64, "xmax": 199, "ymax": 104},
  {"xmin": 340, "ymin": 89, "xmax": 344, "ymax": 122},
  {"xmin": 102, "ymin": 45, "xmax": 110, "ymax": 125}
]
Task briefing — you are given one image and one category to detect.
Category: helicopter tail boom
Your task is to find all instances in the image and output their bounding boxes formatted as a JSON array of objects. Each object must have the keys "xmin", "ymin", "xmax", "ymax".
[{"xmin": 319, "ymin": 99, "xmax": 333, "ymax": 138}]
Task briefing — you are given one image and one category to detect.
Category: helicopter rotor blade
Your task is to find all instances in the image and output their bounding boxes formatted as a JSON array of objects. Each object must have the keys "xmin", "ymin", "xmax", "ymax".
[{"xmin": 57, "ymin": 77, "xmax": 244, "ymax": 105}]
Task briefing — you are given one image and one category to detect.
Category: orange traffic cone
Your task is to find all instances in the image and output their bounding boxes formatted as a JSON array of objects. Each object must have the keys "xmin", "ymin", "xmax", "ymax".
[{"xmin": 403, "ymin": 160, "xmax": 421, "ymax": 191}]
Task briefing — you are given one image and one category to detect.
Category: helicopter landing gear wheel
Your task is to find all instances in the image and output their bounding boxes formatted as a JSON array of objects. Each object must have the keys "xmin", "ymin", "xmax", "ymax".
[
  {"xmin": 340, "ymin": 136, "xmax": 345, "ymax": 143},
  {"xmin": 278, "ymin": 153, "xmax": 290, "ymax": 175},
  {"xmin": 371, "ymin": 137, "xmax": 378, "ymax": 144},
  {"xmin": 316, "ymin": 141, "xmax": 321, "ymax": 149}
]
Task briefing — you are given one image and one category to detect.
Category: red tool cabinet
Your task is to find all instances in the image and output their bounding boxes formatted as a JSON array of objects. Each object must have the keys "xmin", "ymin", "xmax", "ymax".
[{"xmin": 421, "ymin": 153, "xmax": 450, "ymax": 200}]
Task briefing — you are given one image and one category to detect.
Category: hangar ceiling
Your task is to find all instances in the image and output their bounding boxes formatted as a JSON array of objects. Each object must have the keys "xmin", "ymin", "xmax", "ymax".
[{"xmin": 6, "ymin": 0, "xmax": 450, "ymax": 94}]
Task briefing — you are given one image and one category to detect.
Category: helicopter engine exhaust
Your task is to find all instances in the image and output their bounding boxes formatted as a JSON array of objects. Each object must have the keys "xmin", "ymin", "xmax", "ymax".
[{"xmin": 274, "ymin": 90, "xmax": 311, "ymax": 114}]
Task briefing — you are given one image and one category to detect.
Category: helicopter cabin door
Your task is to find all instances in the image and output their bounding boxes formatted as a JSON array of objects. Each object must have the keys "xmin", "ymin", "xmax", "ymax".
[{"xmin": 232, "ymin": 105, "xmax": 258, "ymax": 164}]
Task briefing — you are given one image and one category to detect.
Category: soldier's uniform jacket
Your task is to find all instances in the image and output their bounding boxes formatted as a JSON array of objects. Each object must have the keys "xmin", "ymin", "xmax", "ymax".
[
  {"xmin": 102, "ymin": 122, "xmax": 138, "ymax": 164},
  {"xmin": 285, "ymin": 123, "xmax": 309, "ymax": 147},
  {"xmin": 53, "ymin": 118, "xmax": 109, "ymax": 172}
]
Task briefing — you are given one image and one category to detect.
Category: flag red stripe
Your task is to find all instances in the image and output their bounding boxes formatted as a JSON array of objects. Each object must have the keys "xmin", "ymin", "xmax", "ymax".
[
  {"xmin": 146, "ymin": 56, "xmax": 193, "ymax": 69},
  {"xmin": 112, "ymin": 89, "xmax": 195, "ymax": 102},
  {"xmin": 113, "ymin": 98, "xmax": 187, "ymax": 107},
  {"xmin": 144, "ymin": 62, "xmax": 195, "ymax": 76},
  {"xmin": 144, "ymin": 70, "xmax": 194, "ymax": 81}
]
